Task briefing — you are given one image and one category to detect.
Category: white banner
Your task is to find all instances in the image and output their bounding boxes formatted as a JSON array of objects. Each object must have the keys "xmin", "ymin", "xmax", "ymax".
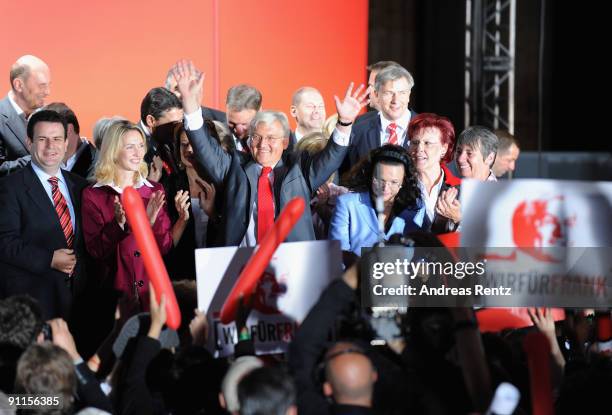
[
  {"xmin": 195, "ymin": 240, "xmax": 342, "ymax": 357},
  {"xmin": 460, "ymin": 179, "xmax": 612, "ymax": 307}
]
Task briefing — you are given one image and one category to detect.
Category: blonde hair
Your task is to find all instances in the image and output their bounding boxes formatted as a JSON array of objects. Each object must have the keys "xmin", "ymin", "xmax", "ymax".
[
  {"xmin": 95, "ymin": 120, "xmax": 148, "ymax": 185},
  {"xmin": 322, "ymin": 113, "xmax": 339, "ymax": 139},
  {"xmin": 295, "ymin": 132, "xmax": 327, "ymax": 155}
]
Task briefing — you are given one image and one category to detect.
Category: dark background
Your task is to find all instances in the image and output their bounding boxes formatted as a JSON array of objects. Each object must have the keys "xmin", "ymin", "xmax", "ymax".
[{"xmin": 368, "ymin": 0, "xmax": 606, "ymax": 152}]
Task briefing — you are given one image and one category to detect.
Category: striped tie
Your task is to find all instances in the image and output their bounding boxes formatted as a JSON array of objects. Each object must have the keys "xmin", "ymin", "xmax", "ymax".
[
  {"xmin": 48, "ymin": 177, "xmax": 74, "ymax": 248},
  {"xmin": 387, "ymin": 122, "xmax": 398, "ymax": 145}
]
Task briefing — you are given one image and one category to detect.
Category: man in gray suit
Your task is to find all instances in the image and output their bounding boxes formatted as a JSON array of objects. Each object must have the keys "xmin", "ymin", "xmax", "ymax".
[
  {"xmin": 171, "ymin": 60, "xmax": 370, "ymax": 246},
  {"xmin": 0, "ymin": 55, "xmax": 51, "ymax": 176}
]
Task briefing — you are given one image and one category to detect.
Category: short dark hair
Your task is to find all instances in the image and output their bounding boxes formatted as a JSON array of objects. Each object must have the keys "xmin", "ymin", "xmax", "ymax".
[
  {"xmin": 140, "ymin": 87, "xmax": 182, "ymax": 123},
  {"xmin": 26, "ymin": 109, "xmax": 67, "ymax": 140},
  {"xmin": 344, "ymin": 144, "xmax": 421, "ymax": 216},
  {"xmin": 44, "ymin": 102, "xmax": 80, "ymax": 135},
  {"xmin": 0, "ymin": 296, "xmax": 44, "ymax": 350},
  {"xmin": 238, "ymin": 366, "xmax": 296, "ymax": 415}
]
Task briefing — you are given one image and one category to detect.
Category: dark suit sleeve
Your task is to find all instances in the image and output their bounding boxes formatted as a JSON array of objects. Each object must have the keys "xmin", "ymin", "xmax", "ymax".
[
  {"xmin": 0, "ymin": 178, "xmax": 54, "ymax": 274},
  {"xmin": 0, "ymin": 152, "xmax": 31, "ymax": 176},
  {"xmin": 185, "ymin": 124, "xmax": 232, "ymax": 187},
  {"xmin": 117, "ymin": 336, "xmax": 161, "ymax": 415},
  {"xmin": 73, "ymin": 362, "xmax": 114, "ymax": 413},
  {"xmin": 305, "ymin": 138, "xmax": 349, "ymax": 192}
]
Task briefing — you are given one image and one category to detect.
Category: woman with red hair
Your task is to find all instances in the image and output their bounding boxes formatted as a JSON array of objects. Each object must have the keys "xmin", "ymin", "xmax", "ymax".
[{"xmin": 407, "ymin": 113, "xmax": 461, "ymax": 233}]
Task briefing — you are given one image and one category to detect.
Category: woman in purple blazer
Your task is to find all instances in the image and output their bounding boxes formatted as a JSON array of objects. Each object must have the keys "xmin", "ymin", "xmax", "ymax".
[{"xmin": 82, "ymin": 120, "xmax": 185, "ymax": 315}]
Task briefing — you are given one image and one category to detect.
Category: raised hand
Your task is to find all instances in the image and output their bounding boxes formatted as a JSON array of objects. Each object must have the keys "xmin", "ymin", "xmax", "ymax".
[
  {"xmin": 334, "ymin": 82, "xmax": 372, "ymax": 125},
  {"xmin": 195, "ymin": 177, "xmax": 216, "ymax": 217},
  {"xmin": 148, "ymin": 283, "xmax": 167, "ymax": 340},
  {"xmin": 146, "ymin": 190, "xmax": 166, "ymax": 225},
  {"xmin": 114, "ymin": 195, "xmax": 127, "ymax": 228},
  {"xmin": 171, "ymin": 59, "xmax": 204, "ymax": 114},
  {"xmin": 174, "ymin": 190, "xmax": 190, "ymax": 222},
  {"xmin": 147, "ymin": 155, "xmax": 163, "ymax": 182},
  {"xmin": 436, "ymin": 187, "xmax": 461, "ymax": 224}
]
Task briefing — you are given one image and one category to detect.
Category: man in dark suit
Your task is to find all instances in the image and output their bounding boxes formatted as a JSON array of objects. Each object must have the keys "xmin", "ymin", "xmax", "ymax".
[
  {"xmin": 0, "ymin": 110, "xmax": 88, "ymax": 320},
  {"xmin": 45, "ymin": 102, "xmax": 97, "ymax": 180},
  {"xmin": 0, "ymin": 55, "xmax": 51, "ymax": 176},
  {"xmin": 343, "ymin": 65, "xmax": 417, "ymax": 175},
  {"xmin": 171, "ymin": 60, "xmax": 370, "ymax": 246},
  {"xmin": 354, "ymin": 60, "xmax": 401, "ymax": 126}
]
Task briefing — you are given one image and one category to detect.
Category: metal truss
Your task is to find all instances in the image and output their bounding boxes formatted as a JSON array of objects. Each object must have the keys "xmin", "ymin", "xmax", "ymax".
[{"xmin": 465, "ymin": 0, "xmax": 516, "ymax": 133}]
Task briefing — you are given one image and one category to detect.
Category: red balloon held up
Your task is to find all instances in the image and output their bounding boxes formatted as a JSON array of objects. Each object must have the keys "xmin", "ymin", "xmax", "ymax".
[
  {"xmin": 219, "ymin": 197, "xmax": 305, "ymax": 324},
  {"xmin": 121, "ymin": 186, "xmax": 181, "ymax": 330}
]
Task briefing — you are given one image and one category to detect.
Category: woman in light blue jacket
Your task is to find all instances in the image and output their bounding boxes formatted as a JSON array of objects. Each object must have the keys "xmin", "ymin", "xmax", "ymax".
[{"xmin": 330, "ymin": 144, "xmax": 424, "ymax": 266}]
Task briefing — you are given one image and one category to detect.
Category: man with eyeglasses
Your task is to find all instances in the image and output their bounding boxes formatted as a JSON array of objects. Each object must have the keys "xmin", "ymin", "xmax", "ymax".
[
  {"xmin": 171, "ymin": 60, "xmax": 370, "ymax": 247},
  {"xmin": 343, "ymin": 65, "xmax": 417, "ymax": 175},
  {"xmin": 289, "ymin": 86, "xmax": 326, "ymax": 144}
]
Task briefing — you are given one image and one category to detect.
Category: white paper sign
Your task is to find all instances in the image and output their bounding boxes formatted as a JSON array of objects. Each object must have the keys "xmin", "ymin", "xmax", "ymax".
[
  {"xmin": 195, "ymin": 240, "xmax": 342, "ymax": 357},
  {"xmin": 460, "ymin": 179, "xmax": 612, "ymax": 307}
]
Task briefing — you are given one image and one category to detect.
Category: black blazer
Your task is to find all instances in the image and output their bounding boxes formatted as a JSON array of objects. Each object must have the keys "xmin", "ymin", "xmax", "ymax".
[
  {"xmin": 70, "ymin": 141, "xmax": 97, "ymax": 179},
  {"xmin": 340, "ymin": 110, "xmax": 418, "ymax": 176},
  {"xmin": 0, "ymin": 163, "xmax": 88, "ymax": 319},
  {"xmin": 186, "ymin": 124, "xmax": 348, "ymax": 246},
  {"xmin": 0, "ymin": 96, "xmax": 31, "ymax": 176}
]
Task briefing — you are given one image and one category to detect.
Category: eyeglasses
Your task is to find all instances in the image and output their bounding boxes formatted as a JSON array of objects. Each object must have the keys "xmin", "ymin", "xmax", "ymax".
[
  {"xmin": 409, "ymin": 139, "xmax": 442, "ymax": 149},
  {"xmin": 372, "ymin": 177, "xmax": 402, "ymax": 190},
  {"xmin": 380, "ymin": 89, "xmax": 410, "ymax": 100},
  {"xmin": 250, "ymin": 134, "xmax": 284, "ymax": 145}
]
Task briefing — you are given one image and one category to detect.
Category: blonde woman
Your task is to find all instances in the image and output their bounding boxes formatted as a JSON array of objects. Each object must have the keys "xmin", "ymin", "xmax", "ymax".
[{"xmin": 82, "ymin": 120, "xmax": 187, "ymax": 314}]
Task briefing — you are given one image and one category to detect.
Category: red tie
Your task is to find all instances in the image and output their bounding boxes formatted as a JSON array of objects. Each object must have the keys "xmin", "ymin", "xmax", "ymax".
[
  {"xmin": 387, "ymin": 122, "xmax": 398, "ymax": 145},
  {"xmin": 48, "ymin": 177, "xmax": 74, "ymax": 248},
  {"xmin": 257, "ymin": 167, "xmax": 274, "ymax": 242}
]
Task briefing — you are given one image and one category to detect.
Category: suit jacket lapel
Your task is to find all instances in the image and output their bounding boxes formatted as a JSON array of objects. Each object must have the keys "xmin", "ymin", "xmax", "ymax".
[
  {"xmin": 365, "ymin": 116, "xmax": 381, "ymax": 152},
  {"xmin": 359, "ymin": 192, "xmax": 381, "ymax": 235},
  {"xmin": 244, "ymin": 162, "xmax": 260, "ymax": 219},
  {"xmin": 23, "ymin": 164, "xmax": 60, "ymax": 224},
  {"xmin": 272, "ymin": 158, "xmax": 290, "ymax": 216},
  {"xmin": 0, "ymin": 98, "xmax": 28, "ymax": 152}
]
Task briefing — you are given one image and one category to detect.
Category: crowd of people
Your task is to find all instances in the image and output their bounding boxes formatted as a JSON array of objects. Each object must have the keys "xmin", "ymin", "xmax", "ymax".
[{"xmin": 0, "ymin": 55, "xmax": 609, "ymax": 415}]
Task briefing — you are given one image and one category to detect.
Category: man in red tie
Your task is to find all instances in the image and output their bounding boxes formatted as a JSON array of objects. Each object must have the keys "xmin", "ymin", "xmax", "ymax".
[
  {"xmin": 0, "ymin": 110, "xmax": 88, "ymax": 319},
  {"xmin": 172, "ymin": 60, "xmax": 370, "ymax": 247},
  {"xmin": 343, "ymin": 65, "xmax": 417, "ymax": 175}
]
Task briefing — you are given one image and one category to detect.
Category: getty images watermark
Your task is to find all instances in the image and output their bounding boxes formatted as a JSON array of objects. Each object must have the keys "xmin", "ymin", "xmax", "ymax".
[{"xmin": 360, "ymin": 246, "xmax": 612, "ymax": 308}]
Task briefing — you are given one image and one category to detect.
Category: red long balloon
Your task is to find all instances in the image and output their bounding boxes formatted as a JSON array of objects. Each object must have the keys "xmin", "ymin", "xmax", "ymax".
[
  {"xmin": 122, "ymin": 186, "xmax": 181, "ymax": 330},
  {"xmin": 219, "ymin": 197, "xmax": 305, "ymax": 324},
  {"xmin": 523, "ymin": 331, "xmax": 554, "ymax": 415}
]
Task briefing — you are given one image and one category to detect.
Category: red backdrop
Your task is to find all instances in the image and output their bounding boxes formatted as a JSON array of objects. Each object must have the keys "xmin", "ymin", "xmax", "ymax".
[{"xmin": 1, "ymin": 0, "xmax": 368, "ymax": 136}]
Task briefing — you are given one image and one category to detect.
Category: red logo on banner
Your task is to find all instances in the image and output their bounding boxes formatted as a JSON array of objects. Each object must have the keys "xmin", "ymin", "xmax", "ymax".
[
  {"xmin": 511, "ymin": 197, "xmax": 576, "ymax": 262},
  {"xmin": 253, "ymin": 271, "xmax": 287, "ymax": 315}
]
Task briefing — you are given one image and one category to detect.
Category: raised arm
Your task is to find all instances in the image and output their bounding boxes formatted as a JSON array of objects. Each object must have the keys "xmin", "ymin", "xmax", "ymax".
[
  {"xmin": 172, "ymin": 59, "xmax": 231, "ymax": 186},
  {"xmin": 308, "ymin": 83, "xmax": 371, "ymax": 190}
]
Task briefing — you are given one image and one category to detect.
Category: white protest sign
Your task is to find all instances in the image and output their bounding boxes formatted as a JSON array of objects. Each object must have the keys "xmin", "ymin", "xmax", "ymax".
[
  {"xmin": 460, "ymin": 179, "xmax": 612, "ymax": 307},
  {"xmin": 195, "ymin": 240, "xmax": 342, "ymax": 357}
]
